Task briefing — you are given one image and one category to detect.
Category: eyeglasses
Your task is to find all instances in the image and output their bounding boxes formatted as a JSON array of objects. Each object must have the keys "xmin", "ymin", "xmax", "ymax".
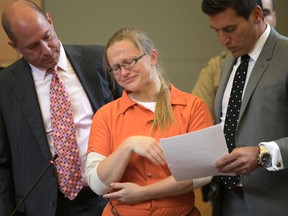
[{"xmin": 108, "ymin": 53, "xmax": 146, "ymax": 76}]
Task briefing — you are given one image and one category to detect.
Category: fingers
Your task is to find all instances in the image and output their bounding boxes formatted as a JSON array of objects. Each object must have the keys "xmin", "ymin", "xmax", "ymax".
[
  {"xmin": 103, "ymin": 190, "xmax": 120, "ymax": 199},
  {"xmin": 103, "ymin": 183, "xmax": 123, "ymax": 199},
  {"xmin": 215, "ymin": 147, "xmax": 259, "ymax": 174},
  {"xmin": 215, "ymin": 157, "xmax": 238, "ymax": 173},
  {"xmin": 127, "ymin": 136, "xmax": 166, "ymax": 165},
  {"xmin": 215, "ymin": 154, "xmax": 233, "ymax": 169},
  {"xmin": 146, "ymin": 144, "xmax": 165, "ymax": 165},
  {"xmin": 110, "ymin": 182, "xmax": 123, "ymax": 190},
  {"xmin": 103, "ymin": 182, "xmax": 142, "ymax": 204}
]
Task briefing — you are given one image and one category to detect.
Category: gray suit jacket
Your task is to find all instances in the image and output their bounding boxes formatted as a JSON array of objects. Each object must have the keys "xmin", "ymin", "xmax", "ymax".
[
  {"xmin": 214, "ymin": 28, "xmax": 288, "ymax": 215},
  {"xmin": 0, "ymin": 44, "xmax": 122, "ymax": 216}
]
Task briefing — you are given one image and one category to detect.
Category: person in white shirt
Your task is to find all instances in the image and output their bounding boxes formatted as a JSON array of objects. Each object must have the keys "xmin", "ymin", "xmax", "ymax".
[{"xmin": 0, "ymin": 1, "xmax": 122, "ymax": 215}]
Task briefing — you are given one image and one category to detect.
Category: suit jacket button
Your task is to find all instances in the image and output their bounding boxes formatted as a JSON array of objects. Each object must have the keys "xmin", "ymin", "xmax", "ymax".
[
  {"xmin": 50, "ymin": 201, "xmax": 56, "ymax": 207},
  {"xmin": 51, "ymin": 170, "xmax": 56, "ymax": 177}
]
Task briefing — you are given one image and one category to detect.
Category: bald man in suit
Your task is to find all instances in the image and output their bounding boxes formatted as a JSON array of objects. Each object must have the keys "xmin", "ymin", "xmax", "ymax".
[{"xmin": 0, "ymin": 1, "xmax": 122, "ymax": 215}]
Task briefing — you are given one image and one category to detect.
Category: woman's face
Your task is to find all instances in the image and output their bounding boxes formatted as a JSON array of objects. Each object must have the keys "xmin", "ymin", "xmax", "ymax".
[{"xmin": 106, "ymin": 40, "xmax": 158, "ymax": 93}]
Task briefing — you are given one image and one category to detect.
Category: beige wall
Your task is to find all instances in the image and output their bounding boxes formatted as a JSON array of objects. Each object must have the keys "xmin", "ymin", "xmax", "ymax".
[
  {"xmin": 43, "ymin": 1, "xmax": 223, "ymax": 93},
  {"xmin": 1, "ymin": 1, "xmax": 286, "ymax": 215},
  {"xmin": 2, "ymin": 1, "xmax": 287, "ymax": 92},
  {"xmin": 43, "ymin": 0, "xmax": 288, "ymax": 93}
]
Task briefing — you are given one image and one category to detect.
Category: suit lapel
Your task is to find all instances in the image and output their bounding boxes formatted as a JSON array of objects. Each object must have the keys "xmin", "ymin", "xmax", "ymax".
[
  {"xmin": 239, "ymin": 29, "xmax": 277, "ymax": 120},
  {"xmin": 64, "ymin": 45, "xmax": 104, "ymax": 112},
  {"xmin": 215, "ymin": 54, "xmax": 235, "ymax": 123},
  {"xmin": 239, "ymin": 57, "xmax": 268, "ymax": 120},
  {"xmin": 9, "ymin": 59, "xmax": 51, "ymax": 160}
]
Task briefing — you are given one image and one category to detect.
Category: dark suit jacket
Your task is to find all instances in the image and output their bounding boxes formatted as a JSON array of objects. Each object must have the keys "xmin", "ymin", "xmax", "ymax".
[
  {"xmin": 214, "ymin": 28, "xmax": 288, "ymax": 215},
  {"xmin": 0, "ymin": 44, "xmax": 122, "ymax": 216}
]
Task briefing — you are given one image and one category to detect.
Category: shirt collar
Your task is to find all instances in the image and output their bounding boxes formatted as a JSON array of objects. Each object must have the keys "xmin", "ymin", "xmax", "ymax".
[
  {"xmin": 30, "ymin": 42, "xmax": 67, "ymax": 80},
  {"xmin": 57, "ymin": 43, "xmax": 68, "ymax": 72},
  {"xmin": 248, "ymin": 24, "xmax": 271, "ymax": 62},
  {"xmin": 118, "ymin": 84, "xmax": 187, "ymax": 114}
]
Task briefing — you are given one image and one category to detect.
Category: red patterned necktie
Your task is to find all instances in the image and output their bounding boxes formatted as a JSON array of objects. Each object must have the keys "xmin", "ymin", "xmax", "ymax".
[{"xmin": 48, "ymin": 66, "xmax": 83, "ymax": 200}]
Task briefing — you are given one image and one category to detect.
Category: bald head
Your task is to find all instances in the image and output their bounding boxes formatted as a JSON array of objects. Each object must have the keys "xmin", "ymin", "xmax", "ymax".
[
  {"xmin": 2, "ymin": 0, "xmax": 60, "ymax": 69},
  {"xmin": 2, "ymin": 0, "xmax": 46, "ymax": 42}
]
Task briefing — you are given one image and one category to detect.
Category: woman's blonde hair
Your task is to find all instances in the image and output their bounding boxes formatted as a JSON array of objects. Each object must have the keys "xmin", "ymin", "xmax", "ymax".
[{"xmin": 104, "ymin": 27, "xmax": 175, "ymax": 132}]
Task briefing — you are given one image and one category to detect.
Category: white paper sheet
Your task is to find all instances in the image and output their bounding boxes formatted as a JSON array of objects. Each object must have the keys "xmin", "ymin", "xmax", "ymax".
[{"xmin": 160, "ymin": 124, "xmax": 234, "ymax": 181}]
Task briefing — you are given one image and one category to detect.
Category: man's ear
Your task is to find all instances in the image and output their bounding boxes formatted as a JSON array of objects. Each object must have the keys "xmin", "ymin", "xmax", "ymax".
[
  {"xmin": 46, "ymin": 12, "xmax": 54, "ymax": 27},
  {"xmin": 253, "ymin": 5, "xmax": 263, "ymax": 23},
  {"xmin": 8, "ymin": 41, "xmax": 20, "ymax": 53}
]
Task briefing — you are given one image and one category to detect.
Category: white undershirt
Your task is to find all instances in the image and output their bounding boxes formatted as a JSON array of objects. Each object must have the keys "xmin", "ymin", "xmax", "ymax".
[
  {"xmin": 129, "ymin": 94, "xmax": 156, "ymax": 112},
  {"xmin": 31, "ymin": 43, "xmax": 94, "ymax": 184}
]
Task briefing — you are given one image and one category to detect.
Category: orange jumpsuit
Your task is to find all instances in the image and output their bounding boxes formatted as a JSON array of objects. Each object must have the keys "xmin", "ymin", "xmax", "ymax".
[{"xmin": 88, "ymin": 85, "xmax": 213, "ymax": 216}]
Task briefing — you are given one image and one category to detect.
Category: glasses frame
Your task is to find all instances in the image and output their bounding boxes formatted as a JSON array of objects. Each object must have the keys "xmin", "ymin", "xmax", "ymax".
[{"xmin": 107, "ymin": 53, "xmax": 146, "ymax": 76}]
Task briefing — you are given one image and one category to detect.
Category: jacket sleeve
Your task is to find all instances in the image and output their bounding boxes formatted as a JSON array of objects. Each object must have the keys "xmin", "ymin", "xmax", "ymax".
[{"xmin": 0, "ymin": 111, "xmax": 16, "ymax": 215}]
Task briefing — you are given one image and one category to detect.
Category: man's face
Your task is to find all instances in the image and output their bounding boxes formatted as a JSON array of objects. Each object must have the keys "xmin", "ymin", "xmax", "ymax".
[
  {"xmin": 262, "ymin": 0, "xmax": 276, "ymax": 28},
  {"xmin": 10, "ymin": 14, "xmax": 60, "ymax": 69},
  {"xmin": 208, "ymin": 7, "xmax": 262, "ymax": 57}
]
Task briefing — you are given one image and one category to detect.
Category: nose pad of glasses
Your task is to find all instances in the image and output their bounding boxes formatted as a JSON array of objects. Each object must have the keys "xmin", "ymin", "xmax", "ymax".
[{"xmin": 120, "ymin": 66, "xmax": 132, "ymax": 74}]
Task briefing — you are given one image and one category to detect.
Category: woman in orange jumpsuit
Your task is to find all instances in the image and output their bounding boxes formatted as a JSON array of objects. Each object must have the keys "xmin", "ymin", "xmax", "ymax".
[{"xmin": 86, "ymin": 27, "xmax": 213, "ymax": 216}]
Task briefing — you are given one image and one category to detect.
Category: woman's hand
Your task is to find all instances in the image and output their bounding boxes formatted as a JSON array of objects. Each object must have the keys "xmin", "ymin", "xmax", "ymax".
[
  {"xmin": 123, "ymin": 136, "xmax": 165, "ymax": 165},
  {"xmin": 103, "ymin": 182, "xmax": 147, "ymax": 204}
]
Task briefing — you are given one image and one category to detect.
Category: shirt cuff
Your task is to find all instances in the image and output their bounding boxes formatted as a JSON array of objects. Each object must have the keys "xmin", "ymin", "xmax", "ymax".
[
  {"xmin": 192, "ymin": 176, "xmax": 212, "ymax": 190},
  {"xmin": 259, "ymin": 141, "xmax": 284, "ymax": 171}
]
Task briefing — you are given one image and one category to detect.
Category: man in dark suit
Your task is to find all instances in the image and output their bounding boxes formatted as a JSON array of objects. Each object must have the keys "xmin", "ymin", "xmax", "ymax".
[
  {"xmin": 201, "ymin": 0, "xmax": 288, "ymax": 215},
  {"xmin": 0, "ymin": 0, "xmax": 122, "ymax": 216}
]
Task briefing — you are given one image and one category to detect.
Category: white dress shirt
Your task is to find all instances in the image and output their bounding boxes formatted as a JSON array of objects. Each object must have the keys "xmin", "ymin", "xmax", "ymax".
[{"xmin": 31, "ymin": 43, "xmax": 94, "ymax": 184}]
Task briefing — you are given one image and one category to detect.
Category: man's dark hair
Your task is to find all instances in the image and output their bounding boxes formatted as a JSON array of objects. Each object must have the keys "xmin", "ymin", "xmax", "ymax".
[{"xmin": 201, "ymin": 0, "xmax": 263, "ymax": 20}]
